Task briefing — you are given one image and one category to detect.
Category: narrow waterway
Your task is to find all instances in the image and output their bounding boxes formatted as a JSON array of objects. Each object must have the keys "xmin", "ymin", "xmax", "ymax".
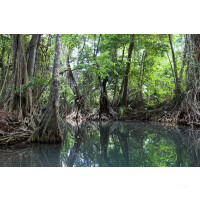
[{"xmin": 0, "ymin": 121, "xmax": 200, "ymax": 167}]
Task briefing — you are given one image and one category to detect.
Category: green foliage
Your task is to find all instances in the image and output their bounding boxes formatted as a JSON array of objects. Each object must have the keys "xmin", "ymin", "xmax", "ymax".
[
  {"xmin": 119, "ymin": 107, "xmax": 125, "ymax": 116},
  {"xmin": 0, "ymin": 34, "xmax": 189, "ymax": 114}
]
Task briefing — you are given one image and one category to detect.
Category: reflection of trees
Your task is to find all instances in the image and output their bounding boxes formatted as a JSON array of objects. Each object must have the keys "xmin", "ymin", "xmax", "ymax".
[
  {"xmin": 62, "ymin": 121, "xmax": 98, "ymax": 167},
  {"xmin": 131, "ymin": 122, "xmax": 200, "ymax": 167},
  {"xmin": 118, "ymin": 134, "xmax": 130, "ymax": 166},
  {"xmin": 134, "ymin": 123, "xmax": 185, "ymax": 166},
  {"xmin": 99, "ymin": 122, "xmax": 132, "ymax": 167},
  {"xmin": 2, "ymin": 121, "xmax": 200, "ymax": 167},
  {"xmin": 99, "ymin": 122, "xmax": 112, "ymax": 167},
  {"xmin": 186, "ymin": 128, "xmax": 200, "ymax": 167},
  {"xmin": 63, "ymin": 121, "xmax": 200, "ymax": 167},
  {"xmin": 0, "ymin": 144, "xmax": 62, "ymax": 167},
  {"xmin": 65, "ymin": 124, "xmax": 85, "ymax": 167},
  {"xmin": 31, "ymin": 144, "xmax": 62, "ymax": 167}
]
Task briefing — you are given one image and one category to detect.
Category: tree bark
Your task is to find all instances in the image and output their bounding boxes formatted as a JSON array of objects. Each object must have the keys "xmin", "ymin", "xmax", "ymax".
[
  {"xmin": 192, "ymin": 34, "xmax": 200, "ymax": 63},
  {"xmin": 118, "ymin": 46, "xmax": 126, "ymax": 104},
  {"xmin": 111, "ymin": 46, "xmax": 118, "ymax": 106},
  {"xmin": 99, "ymin": 76, "xmax": 109, "ymax": 115},
  {"xmin": 0, "ymin": 35, "xmax": 5, "ymax": 89},
  {"xmin": 66, "ymin": 47, "xmax": 85, "ymax": 118},
  {"xmin": 168, "ymin": 34, "xmax": 182, "ymax": 103},
  {"xmin": 179, "ymin": 35, "xmax": 187, "ymax": 83},
  {"xmin": 121, "ymin": 35, "xmax": 135, "ymax": 107},
  {"xmin": 190, "ymin": 34, "xmax": 200, "ymax": 100},
  {"xmin": 27, "ymin": 34, "xmax": 41, "ymax": 77},
  {"xmin": 4, "ymin": 35, "xmax": 32, "ymax": 119},
  {"xmin": 28, "ymin": 34, "xmax": 63, "ymax": 143},
  {"xmin": 138, "ymin": 50, "xmax": 147, "ymax": 102}
]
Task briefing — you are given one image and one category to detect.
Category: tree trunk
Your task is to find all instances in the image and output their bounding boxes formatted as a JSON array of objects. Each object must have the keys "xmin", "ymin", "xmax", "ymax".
[
  {"xmin": 192, "ymin": 34, "xmax": 200, "ymax": 63},
  {"xmin": 4, "ymin": 35, "xmax": 32, "ymax": 119},
  {"xmin": 121, "ymin": 35, "xmax": 135, "ymax": 107},
  {"xmin": 138, "ymin": 50, "xmax": 147, "ymax": 102},
  {"xmin": 27, "ymin": 34, "xmax": 41, "ymax": 77},
  {"xmin": 168, "ymin": 34, "xmax": 182, "ymax": 103},
  {"xmin": 190, "ymin": 34, "xmax": 200, "ymax": 101},
  {"xmin": 118, "ymin": 46, "xmax": 126, "ymax": 105},
  {"xmin": 179, "ymin": 35, "xmax": 188, "ymax": 83},
  {"xmin": 28, "ymin": 34, "xmax": 63, "ymax": 143},
  {"xmin": 112, "ymin": 78, "xmax": 118, "ymax": 106},
  {"xmin": 0, "ymin": 35, "xmax": 5, "ymax": 89},
  {"xmin": 66, "ymin": 47, "xmax": 85, "ymax": 118},
  {"xmin": 99, "ymin": 76, "xmax": 109, "ymax": 115},
  {"xmin": 111, "ymin": 46, "xmax": 118, "ymax": 106}
]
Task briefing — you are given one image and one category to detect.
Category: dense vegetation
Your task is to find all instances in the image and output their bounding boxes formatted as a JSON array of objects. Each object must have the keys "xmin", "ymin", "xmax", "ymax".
[{"xmin": 0, "ymin": 34, "xmax": 200, "ymax": 144}]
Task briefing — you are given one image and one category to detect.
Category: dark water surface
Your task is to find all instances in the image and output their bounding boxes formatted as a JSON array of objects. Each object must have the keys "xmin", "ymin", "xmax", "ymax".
[{"xmin": 1, "ymin": 121, "xmax": 200, "ymax": 167}]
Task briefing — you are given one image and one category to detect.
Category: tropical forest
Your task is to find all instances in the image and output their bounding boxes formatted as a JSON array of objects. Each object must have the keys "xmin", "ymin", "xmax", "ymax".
[{"xmin": 0, "ymin": 34, "xmax": 200, "ymax": 167}]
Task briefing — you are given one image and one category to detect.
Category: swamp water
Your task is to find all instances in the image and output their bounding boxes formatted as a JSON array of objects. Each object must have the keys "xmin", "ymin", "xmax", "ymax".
[{"xmin": 0, "ymin": 121, "xmax": 200, "ymax": 167}]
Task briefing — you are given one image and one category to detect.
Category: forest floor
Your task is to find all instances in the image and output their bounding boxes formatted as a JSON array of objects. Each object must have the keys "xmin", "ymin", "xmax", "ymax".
[
  {"xmin": 0, "ymin": 104, "xmax": 195, "ymax": 132},
  {"xmin": 0, "ymin": 106, "xmax": 21, "ymax": 133},
  {"xmin": 125, "ymin": 100, "xmax": 200, "ymax": 127},
  {"xmin": 64, "ymin": 101, "xmax": 198, "ymax": 126},
  {"xmin": 0, "ymin": 106, "xmax": 32, "ymax": 145}
]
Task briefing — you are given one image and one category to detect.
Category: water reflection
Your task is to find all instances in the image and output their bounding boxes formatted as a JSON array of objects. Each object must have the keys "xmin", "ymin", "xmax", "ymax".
[
  {"xmin": 0, "ymin": 144, "xmax": 62, "ymax": 167},
  {"xmin": 1, "ymin": 121, "xmax": 200, "ymax": 167}
]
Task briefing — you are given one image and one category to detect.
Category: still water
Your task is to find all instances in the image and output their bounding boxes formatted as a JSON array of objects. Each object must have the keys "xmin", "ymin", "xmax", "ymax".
[{"xmin": 0, "ymin": 121, "xmax": 200, "ymax": 167}]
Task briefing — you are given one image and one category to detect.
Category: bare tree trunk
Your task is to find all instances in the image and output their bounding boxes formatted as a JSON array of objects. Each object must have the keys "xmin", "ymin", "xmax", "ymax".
[
  {"xmin": 190, "ymin": 34, "xmax": 200, "ymax": 101},
  {"xmin": 66, "ymin": 47, "xmax": 85, "ymax": 118},
  {"xmin": 186, "ymin": 35, "xmax": 193, "ymax": 91},
  {"xmin": 112, "ymin": 78, "xmax": 118, "ymax": 106},
  {"xmin": 179, "ymin": 35, "xmax": 188, "ymax": 83},
  {"xmin": 0, "ymin": 35, "xmax": 5, "ymax": 89},
  {"xmin": 4, "ymin": 35, "xmax": 32, "ymax": 119},
  {"xmin": 111, "ymin": 47, "xmax": 118, "ymax": 107},
  {"xmin": 28, "ymin": 34, "xmax": 63, "ymax": 143},
  {"xmin": 118, "ymin": 46, "xmax": 126, "ymax": 104},
  {"xmin": 138, "ymin": 50, "xmax": 147, "ymax": 102},
  {"xmin": 192, "ymin": 34, "xmax": 200, "ymax": 64},
  {"xmin": 99, "ymin": 76, "xmax": 109, "ymax": 115},
  {"xmin": 27, "ymin": 34, "xmax": 41, "ymax": 77},
  {"xmin": 121, "ymin": 35, "xmax": 134, "ymax": 107},
  {"xmin": 168, "ymin": 34, "xmax": 182, "ymax": 103}
]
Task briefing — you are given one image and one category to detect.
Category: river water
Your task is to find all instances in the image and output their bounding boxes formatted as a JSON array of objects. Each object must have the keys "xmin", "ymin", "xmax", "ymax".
[{"xmin": 0, "ymin": 121, "xmax": 200, "ymax": 167}]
